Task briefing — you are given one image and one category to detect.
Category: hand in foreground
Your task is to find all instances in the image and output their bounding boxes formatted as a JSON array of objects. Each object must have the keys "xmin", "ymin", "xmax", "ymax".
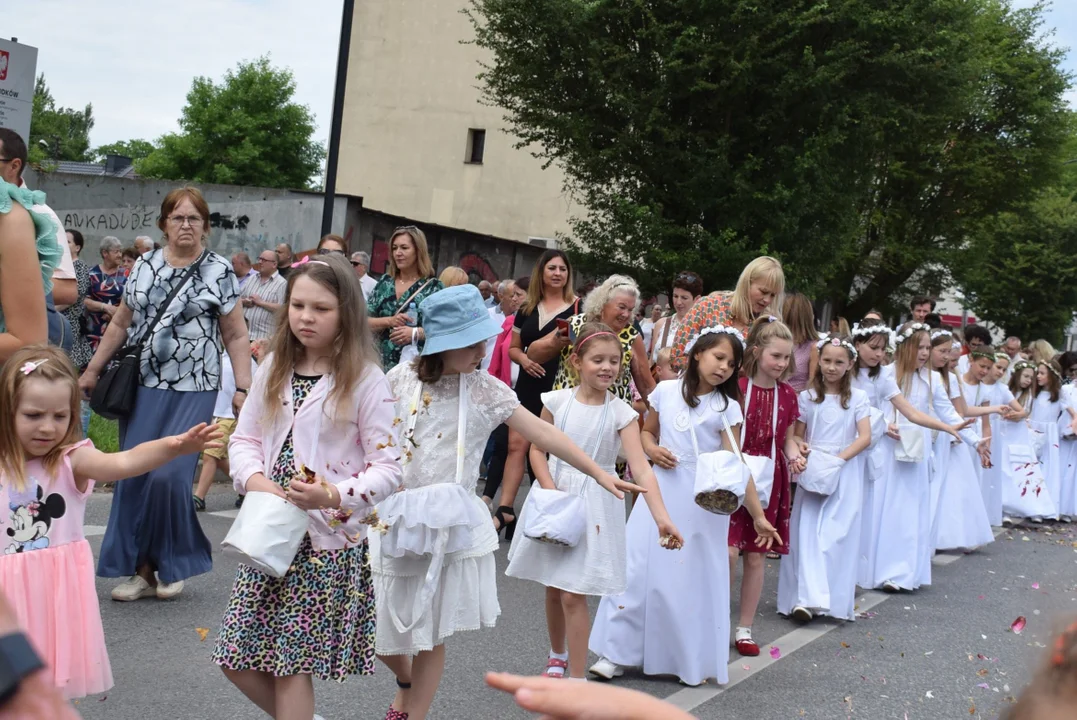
[
  {"xmin": 245, "ymin": 473, "xmax": 287, "ymax": 499},
  {"xmin": 78, "ymin": 369, "xmax": 99, "ymax": 400},
  {"xmin": 647, "ymin": 445, "xmax": 678, "ymax": 470},
  {"xmin": 656, "ymin": 518, "xmax": 684, "ymax": 550},
  {"xmin": 485, "ymin": 672, "xmax": 695, "ymax": 720},
  {"xmin": 885, "ymin": 423, "xmax": 901, "ymax": 441},
  {"xmin": 787, "ymin": 454, "xmax": 807, "ymax": 475},
  {"xmin": 948, "ymin": 418, "xmax": 975, "ymax": 441},
  {"xmin": 522, "ymin": 359, "xmax": 546, "ymax": 378},
  {"xmin": 595, "ymin": 472, "xmax": 645, "ymax": 500},
  {"xmin": 232, "ymin": 391, "xmax": 247, "ymax": 418},
  {"xmin": 796, "ymin": 440, "xmax": 811, "ymax": 457},
  {"xmin": 389, "ymin": 326, "xmax": 414, "ymax": 346},
  {"xmin": 753, "ymin": 516, "xmax": 782, "ymax": 550},
  {"xmin": 171, "ymin": 423, "xmax": 223, "ymax": 455},
  {"xmin": 977, "ymin": 439, "xmax": 992, "ymax": 469},
  {"xmin": 287, "ymin": 474, "xmax": 340, "ymax": 510}
]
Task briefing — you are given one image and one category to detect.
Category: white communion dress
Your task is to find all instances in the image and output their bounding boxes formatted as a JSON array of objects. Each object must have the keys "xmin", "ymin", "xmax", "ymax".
[
  {"xmin": 505, "ymin": 388, "xmax": 638, "ymax": 595},
  {"xmin": 1058, "ymin": 384, "xmax": 1077, "ymax": 518},
  {"xmin": 370, "ymin": 365, "xmax": 519, "ymax": 655},
  {"xmin": 996, "ymin": 390, "xmax": 1055, "ymax": 521},
  {"xmin": 777, "ymin": 388, "xmax": 869, "ymax": 621},
  {"xmin": 589, "ymin": 380, "xmax": 741, "ymax": 686},
  {"xmin": 852, "ymin": 366, "xmax": 899, "ymax": 589},
  {"xmin": 1028, "ymin": 391, "xmax": 1063, "ymax": 519}
]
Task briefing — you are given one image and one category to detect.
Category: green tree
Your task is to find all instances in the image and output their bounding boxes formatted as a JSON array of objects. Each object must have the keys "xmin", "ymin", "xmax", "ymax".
[
  {"xmin": 468, "ymin": 0, "xmax": 1070, "ymax": 302},
  {"xmin": 139, "ymin": 57, "xmax": 325, "ymax": 189},
  {"xmin": 94, "ymin": 139, "xmax": 155, "ymax": 163},
  {"xmin": 28, "ymin": 75, "xmax": 94, "ymax": 164}
]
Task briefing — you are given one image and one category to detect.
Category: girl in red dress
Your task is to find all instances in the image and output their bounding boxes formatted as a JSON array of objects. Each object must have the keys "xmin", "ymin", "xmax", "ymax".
[{"xmin": 728, "ymin": 317, "xmax": 807, "ymax": 656}]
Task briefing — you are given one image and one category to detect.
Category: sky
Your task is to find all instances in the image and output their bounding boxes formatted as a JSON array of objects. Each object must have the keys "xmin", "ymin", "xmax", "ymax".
[{"xmin": 5, "ymin": 0, "xmax": 1077, "ymax": 150}]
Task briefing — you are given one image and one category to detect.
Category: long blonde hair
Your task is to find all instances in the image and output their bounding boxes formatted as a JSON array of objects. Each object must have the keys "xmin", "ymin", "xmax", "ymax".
[
  {"xmin": 261, "ymin": 254, "xmax": 380, "ymax": 423},
  {"xmin": 894, "ymin": 324, "xmax": 931, "ymax": 395},
  {"xmin": 1029, "ymin": 339, "xmax": 1057, "ymax": 365},
  {"xmin": 387, "ymin": 226, "xmax": 435, "ymax": 279},
  {"xmin": 742, "ymin": 315, "xmax": 794, "ymax": 381},
  {"xmin": 0, "ymin": 346, "xmax": 83, "ymax": 492},
  {"xmin": 730, "ymin": 256, "xmax": 785, "ymax": 326},
  {"xmin": 782, "ymin": 292, "xmax": 818, "ymax": 346}
]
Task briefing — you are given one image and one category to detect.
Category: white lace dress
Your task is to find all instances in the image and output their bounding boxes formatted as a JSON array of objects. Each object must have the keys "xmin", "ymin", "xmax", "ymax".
[
  {"xmin": 369, "ymin": 365, "xmax": 519, "ymax": 655},
  {"xmin": 505, "ymin": 389, "xmax": 639, "ymax": 595}
]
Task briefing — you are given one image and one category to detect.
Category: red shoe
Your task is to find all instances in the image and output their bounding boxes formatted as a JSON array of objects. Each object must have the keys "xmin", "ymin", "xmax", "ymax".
[
  {"xmin": 735, "ymin": 637, "xmax": 760, "ymax": 657},
  {"xmin": 544, "ymin": 657, "xmax": 568, "ymax": 677},
  {"xmin": 385, "ymin": 708, "xmax": 409, "ymax": 720}
]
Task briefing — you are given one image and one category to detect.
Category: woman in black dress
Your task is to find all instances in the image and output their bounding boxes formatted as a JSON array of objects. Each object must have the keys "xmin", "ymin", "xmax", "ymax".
[{"xmin": 494, "ymin": 249, "xmax": 577, "ymax": 538}]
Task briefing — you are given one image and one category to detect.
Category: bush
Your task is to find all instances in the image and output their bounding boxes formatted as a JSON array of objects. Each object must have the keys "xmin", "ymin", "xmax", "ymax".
[{"xmin": 87, "ymin": 413, "xmax": 119, "ymax": 453}]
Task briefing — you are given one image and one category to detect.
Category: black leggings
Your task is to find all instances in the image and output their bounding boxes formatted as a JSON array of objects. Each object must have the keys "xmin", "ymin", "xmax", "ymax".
[{"xmin": 481, "ymin": 423, "xmax": 511, "ymax": 500}]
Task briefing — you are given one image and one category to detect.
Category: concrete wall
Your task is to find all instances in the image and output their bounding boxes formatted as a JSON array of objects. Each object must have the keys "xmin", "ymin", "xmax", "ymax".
[
  {"xmin": 23, "ymin": 171, "xmax": 545, "ymax": 282},
  {"xmin": 336, "ymin": 0, "xmax": 581, "ymax": 245},
  {"xmin": 24, "ymin": 171, "xmax": 348, "ymax": 261}
]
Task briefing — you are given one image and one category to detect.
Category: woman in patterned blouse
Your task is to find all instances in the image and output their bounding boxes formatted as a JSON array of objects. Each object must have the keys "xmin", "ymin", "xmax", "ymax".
[
  {"xmin": 80, "ymin": 186, "xmax": 252, "ymax": 602},
  {"xmin": 366, "ymin": 226, "xmax": 443, "ymax": 370}
]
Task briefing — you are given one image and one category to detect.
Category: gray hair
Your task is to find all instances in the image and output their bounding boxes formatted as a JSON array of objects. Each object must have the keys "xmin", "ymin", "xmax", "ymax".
[
  {"xmin": 1005, "ymin": 336, "xmax": 1022, "ymax": 345},
  {"xmin": 351, "ymin": 251, "xmax": 370, "ymax": 265},
  {"xmin": 99, "ymin": 236, "xmax": 122, "ymax": 257},
  {"xmin": 582, "ymin": 274, "xmax": 640, "ymax": 320},
  {"xmin": 498, "ymin": 279, "xmax": 514, "ymax": 295},
  {"xmin": 134, "ymin": 235, "xmax": 154, "ymax": 250}
]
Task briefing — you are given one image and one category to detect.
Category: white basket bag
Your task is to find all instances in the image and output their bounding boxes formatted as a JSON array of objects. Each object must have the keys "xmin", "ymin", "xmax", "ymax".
[
  {"xmin": 522, "ymin": 389, "xmax": 609, "ymax": 547},
  {"xmin": 690, "ymin": 401, "xmax": 754, "ymax": 515}
]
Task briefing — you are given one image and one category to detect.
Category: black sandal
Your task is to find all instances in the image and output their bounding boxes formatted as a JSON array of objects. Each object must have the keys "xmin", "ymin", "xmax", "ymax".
[
  {"xmin": 396, "ymin": 678, "xmax": 412, "ymax": 690},
  {"xmin": 193, "ymin": 495, "xmax": 206, "ymax": 512},
  {"xmin": 493, "ymin": 505, "xmax": 517, "ymax": 542}
]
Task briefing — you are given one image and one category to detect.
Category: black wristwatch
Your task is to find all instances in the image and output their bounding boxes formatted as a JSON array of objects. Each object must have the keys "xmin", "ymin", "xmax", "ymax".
[
  {"xmin": 0, "ymin": 632, "xmax": 45, "ymax": 707},
  {"xmin": 235, "ymin": 388, "xmax": 248, "ymax": 395}
]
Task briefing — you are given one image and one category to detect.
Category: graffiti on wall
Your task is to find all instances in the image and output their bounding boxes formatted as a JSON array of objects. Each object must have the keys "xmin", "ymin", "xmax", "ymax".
[{"xmin": 458, "ymin": 252, "xmax": 498, "ymax": 284}]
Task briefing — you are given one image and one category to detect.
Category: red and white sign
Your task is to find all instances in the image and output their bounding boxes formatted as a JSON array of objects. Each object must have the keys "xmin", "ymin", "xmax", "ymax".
[{"xmin": 0, "ymin": 40, "xmax": 38, "ymax": 142}]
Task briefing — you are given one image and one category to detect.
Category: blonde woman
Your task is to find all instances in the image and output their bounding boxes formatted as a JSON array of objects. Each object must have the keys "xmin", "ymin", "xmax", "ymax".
[
  {"xmin": 782, "ymin": 292, "xmax": 820, "ymax": 392},
  {"xmin": 366, "ymin": 226, "xmax": 443, "ymax": 370},
  {"xmin": 438, "ymin": 265, "xmax": 469, "ymax": 287},
  {"xmin": 670, "ymin": 256, "xmax": 785, "ymax": 372}
]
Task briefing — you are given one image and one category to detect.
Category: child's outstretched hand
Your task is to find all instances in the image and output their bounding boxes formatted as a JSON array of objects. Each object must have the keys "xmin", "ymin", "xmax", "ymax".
[
  {"xmin": 753, "ymin": 516, "xmax": 783, "ymax": 550},
  {"xmin": 596, "ymin": 472, "xmax": 646, "ymax": 500},
  {"xmin": 485, "ymin": 672, "xmax": 695, "ymax": 720},
  {"xmin": 948, "ymin": 418, "xmax": 975, "ymax": 441},
  {"xmin": 170, "ymin": 423, "xmax": 224, "ymax": 456},
  {"xmin": 656, "ymin": 518, "xmax": 684, "ymax": 550}
]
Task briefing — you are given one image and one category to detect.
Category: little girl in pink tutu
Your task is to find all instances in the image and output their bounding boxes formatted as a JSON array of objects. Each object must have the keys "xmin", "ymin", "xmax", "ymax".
[{"xmin": 0, "ymin": 346, "xmax": 220, "ymax": 699}]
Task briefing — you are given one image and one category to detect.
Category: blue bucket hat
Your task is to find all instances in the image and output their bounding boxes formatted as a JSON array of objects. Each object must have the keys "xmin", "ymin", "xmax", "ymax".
[{"xmin": 419, "ymin": 285, "xmax": 503, "ymax": 356}]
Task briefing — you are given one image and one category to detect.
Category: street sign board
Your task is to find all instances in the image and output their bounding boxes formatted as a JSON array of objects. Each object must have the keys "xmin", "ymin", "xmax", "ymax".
[{"xmin": 0, "ymin": 39, "xmax": 38, "ymax": 142}]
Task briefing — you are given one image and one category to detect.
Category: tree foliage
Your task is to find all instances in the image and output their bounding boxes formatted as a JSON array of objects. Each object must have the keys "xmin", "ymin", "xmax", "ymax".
[
  {"xmin": 94, "ymin": 139, "xmax": 155, "ymax": 163},
  {"xmin": 468, "ymin": 0, "xmax": 1072, "ymax": 309},
  {"xmin": 28, "ymin": 75, "xmax": 94, "ymax": 164},
  {"xmin": 139, "ymin": 57, "xmax": 325, "ymax": 189}
]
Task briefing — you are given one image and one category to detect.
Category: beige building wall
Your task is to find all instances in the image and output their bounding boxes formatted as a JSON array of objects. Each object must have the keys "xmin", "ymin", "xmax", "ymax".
[{"xmin": 336, "ymin": 0, "xmax": 579, "ymax": 244}]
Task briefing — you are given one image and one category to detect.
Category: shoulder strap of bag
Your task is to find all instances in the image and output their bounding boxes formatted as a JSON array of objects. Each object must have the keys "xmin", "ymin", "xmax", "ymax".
[
  {"xmin": 660, "ymin": 314, "xmax": 673, "ymax": 349},
  {"xmin": 687, "ymin": 393, "xmax": 745, "ymax": 463},
  {"xmin": 395, "ymin": 278, "xmax": 435, "ymax": 315},
  {"xmin": 134, "ymin": 250, "xmax": 208, "ymax": 348},
  {"xmin": 551, "ymin": 389, "xmax": 610, "ymax": 485}
]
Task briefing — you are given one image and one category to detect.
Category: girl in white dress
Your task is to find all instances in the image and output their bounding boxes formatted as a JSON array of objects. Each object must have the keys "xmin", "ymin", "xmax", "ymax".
[
  {"xmin": 851, "ymin": 322, "xmax": 969, "ymax": 587},
  {"xmin": 372, "ymin": 286, "xmax": 639, "ymax": 720},
  {"xmin": 998, "ymin": 361, "xmax": 1051, "ymax": 524},
  {"xmin": 866, "ymin": 323, "xmax": 968, "ymax": 593},
  {"xmin": 589, "ymin": 326, "xmax": 780, "ymax": 686},
  {"xmin": 959, "ymin": 349, "xmax": 1011, "ymax": 525},
  {"xmin": 1029, "ymin": 360, "xmax": 1065, "ymax": 519},
  {"xmin": 778, "ymin": 336, "xmax": 871, "ymax": 622},
  {"xmin": 506, "ymin": 323, "xmax": 683, "ymax": 680},
  {"xmin": 1058, "ymin": 378, "xmax": 1077, "ymax": 521},
  {"xmin": 927, "ymin": 333, "xmax": 995, "ymax": 551}
]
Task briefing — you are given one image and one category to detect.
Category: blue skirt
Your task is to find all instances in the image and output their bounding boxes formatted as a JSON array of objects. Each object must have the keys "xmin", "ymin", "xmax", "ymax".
[{"xmin": 97, "ymin": 386, "xmax": 215, "ymax": 583}]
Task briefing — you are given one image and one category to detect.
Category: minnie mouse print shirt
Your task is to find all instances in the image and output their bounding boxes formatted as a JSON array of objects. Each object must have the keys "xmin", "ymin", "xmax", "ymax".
[{"xmin": 1, "ymin": 440, "xmax": 94, "ymax": 556}]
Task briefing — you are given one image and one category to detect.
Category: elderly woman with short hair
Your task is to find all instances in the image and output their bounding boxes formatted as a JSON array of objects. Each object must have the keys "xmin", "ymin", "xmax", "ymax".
[
  {"xmin": 85, "ymin": 235, "xmax": 127, "ymax": 351},
  {"xmin": 552, "ymin": 274, "xmax": 656, "ymax": 403},
  {"xmin": 80, "ymin": 186, "xmax": 251, "ymax": 602}
]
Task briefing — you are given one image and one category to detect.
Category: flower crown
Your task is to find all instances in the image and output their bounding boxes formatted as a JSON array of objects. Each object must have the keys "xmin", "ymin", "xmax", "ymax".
[
  {"xmin": 815, "ymin": 334, "xmax": 858, "ymax": 361},
  {"xmin": 930, "ymin": 329, "xmax": 953, "ymax": 342},
  {"xmin": 851, "ymin": 324, "xmax": 891, "ymax": 341},
  {"xmin": 1039, "ymin": 360, "xmax": 1063, "ymax": 380},
  {"xmin": 969, "ymin": 348, "xmax": 995, "ymax": 361},
  {"xmin": 894, "ymin": 323, "xmax": 930, "ymax": 345},
  {"xmin": 1013, "ymin": 360, "xmax": 1036, "ymax": 375},
  {"xmin": 683, "ymin": 325, "xmax": 745, "ymax": 357}
]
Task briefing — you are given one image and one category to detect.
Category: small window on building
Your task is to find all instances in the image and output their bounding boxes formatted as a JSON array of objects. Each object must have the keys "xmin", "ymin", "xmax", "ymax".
[{"xmin": 466, "ymin": 129, "xmax": 486, "ymax": 164}]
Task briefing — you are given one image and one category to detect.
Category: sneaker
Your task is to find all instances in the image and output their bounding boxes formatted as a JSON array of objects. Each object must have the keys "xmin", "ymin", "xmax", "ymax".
[
  {"xmin": 1002, "ymin": 516, "xmax": 1015, "ymax": 526},
  {"xmin": 881, "ymin": 580, "xmax": 901, "ymax": 593},
  {"xmin": 791, "ymin": 606, "xmax": 813, "ymax": 623},
  {"xmin": 235, "ymin": 494, "xmax": 245, "ymax": 508},
  {"xmin": 588, "ymin": 657, "xmax": 624, "ymax": 680},
  {"xmin": 111, "ymin": 575, "xmax": 157, "ymax": 602},
  {"xmin": 156, "ymin": 579, "xmax": 185, "ymax": 600}
]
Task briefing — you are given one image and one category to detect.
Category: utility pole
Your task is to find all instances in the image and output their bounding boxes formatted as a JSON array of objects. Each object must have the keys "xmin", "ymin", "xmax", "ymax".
[{"xmin": 320, "ymin": 0, "xmax": 355, "ymax": 237}]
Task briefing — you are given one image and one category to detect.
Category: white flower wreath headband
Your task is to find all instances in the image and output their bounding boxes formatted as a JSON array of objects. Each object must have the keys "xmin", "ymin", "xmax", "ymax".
[
  {"xmin": 851, "ymin": 324, "xmax": 891, "ymax": 341},
  {"xmin": 930, "ymin": 329, "xmax": 953, "ymax": 342},
  {"xmin": 816, "ymin": 333, "xmax": 858, "ymax": 361},
  {"xmin": 683, "ymin": 324, "xmax": 745, "ymax": 357},
  {"xmin": 893, "ymin": 322, "xmax": 930, "ymax": 345}
]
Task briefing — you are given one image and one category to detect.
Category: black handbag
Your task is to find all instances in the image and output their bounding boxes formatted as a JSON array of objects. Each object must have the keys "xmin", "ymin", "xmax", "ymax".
[{"xmin": 89, "ymin": 251, "xmax": 207, "ymax": 420}]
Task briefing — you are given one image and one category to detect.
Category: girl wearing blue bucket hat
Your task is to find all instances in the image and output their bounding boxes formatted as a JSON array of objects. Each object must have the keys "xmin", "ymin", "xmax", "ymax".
[{"xmin": 369, "ymin": 284, "xmax": 642, "ymax": 720}]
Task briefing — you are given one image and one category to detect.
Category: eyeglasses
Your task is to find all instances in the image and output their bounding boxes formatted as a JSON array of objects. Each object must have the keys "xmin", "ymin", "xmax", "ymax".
[
  {"xmin": 0, "ymin": 158, "xmax": 12, "ymax": 163},
  {"xmin": 168, "ymin": 215, "xmax": 204, "ymax": 227},
  {"xmin": 257, "ymin": 257, "xmax": 277, "ymax": 263},
  {"xmin": 317, "ymin": 248, "xmax": 345, "ymax": 256},
  {"xmin": 350, "ymin": 261, "xmax": 362, "ymax": 267}
]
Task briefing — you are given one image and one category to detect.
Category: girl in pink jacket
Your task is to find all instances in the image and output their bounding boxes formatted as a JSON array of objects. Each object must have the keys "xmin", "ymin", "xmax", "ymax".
[{"xmin": 214, "ymin": 254, "xmax": 402, "ymax": 719}]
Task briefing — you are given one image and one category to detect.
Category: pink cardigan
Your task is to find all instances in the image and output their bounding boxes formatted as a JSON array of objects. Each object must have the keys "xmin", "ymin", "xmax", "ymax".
[
  {"xmin": 487, "ymin": 314, "xmax": 516, "ymax": 386},
  {"xmin": 229, "ymin": 357, "xmax": 403, "ymax": 550}
]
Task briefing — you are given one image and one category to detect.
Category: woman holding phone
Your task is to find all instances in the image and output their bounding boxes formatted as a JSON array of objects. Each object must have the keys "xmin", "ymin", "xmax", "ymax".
[{"xmin": 494, "ymin": 250, "xmax": 578, "ymax": 539}]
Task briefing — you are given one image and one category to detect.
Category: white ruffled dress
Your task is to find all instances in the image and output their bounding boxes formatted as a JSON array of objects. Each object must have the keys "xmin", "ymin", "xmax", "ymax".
[
  {"xmin": 1058, "ymin": 385, "xmax": 1077, "ymax": 518},
  {"xmin": 370, "ymin": 366, "xmax": 519, "ymax": 655}
]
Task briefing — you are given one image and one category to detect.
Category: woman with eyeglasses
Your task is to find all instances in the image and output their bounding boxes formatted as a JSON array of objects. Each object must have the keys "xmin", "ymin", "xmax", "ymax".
[
  {"xmin": 85, "ymin": 236, "xmax": 127, "ymax": 352},
  {"xmin": 366, "ymin": 226, "xmax": 443, "ymax": 370},
  {"xmin": 670, "ymin": 256, "xmax": 786, "ymax": 373},
  {"xmin": 79, "ymin": 186, "xmax": 251, "ymax": 602},
  {"xmin": 649, "ymin": 271, "xmax": 703, "ymax": 362}
]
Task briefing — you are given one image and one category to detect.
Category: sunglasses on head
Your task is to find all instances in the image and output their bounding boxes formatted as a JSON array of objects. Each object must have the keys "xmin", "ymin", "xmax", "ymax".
[
  {"xmin": 677, "ymin": 272, "xmax": 700, "ymax": 282},
  {"xmin": 393, "ymin": 225, "xmax": 419, "ymax": 234}
]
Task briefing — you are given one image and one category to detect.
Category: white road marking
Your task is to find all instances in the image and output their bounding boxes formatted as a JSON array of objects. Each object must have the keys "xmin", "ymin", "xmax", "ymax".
[
  {"xmin": 85, "ymin": 525, "xmax": 107, "ymax": 537},
  {"xmin": 209, "ymin": 510, "xmax": 241, "ymax": 519},
  {"xmin": 666, "ymin": 526, "xmax": 1014, "ymax": 712}
]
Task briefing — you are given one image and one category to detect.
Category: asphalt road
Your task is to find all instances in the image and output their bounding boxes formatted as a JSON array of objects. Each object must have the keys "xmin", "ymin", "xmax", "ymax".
[{"xmin": 71, "ymin": 483, "xmax": 1077, "ymax": 720}]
